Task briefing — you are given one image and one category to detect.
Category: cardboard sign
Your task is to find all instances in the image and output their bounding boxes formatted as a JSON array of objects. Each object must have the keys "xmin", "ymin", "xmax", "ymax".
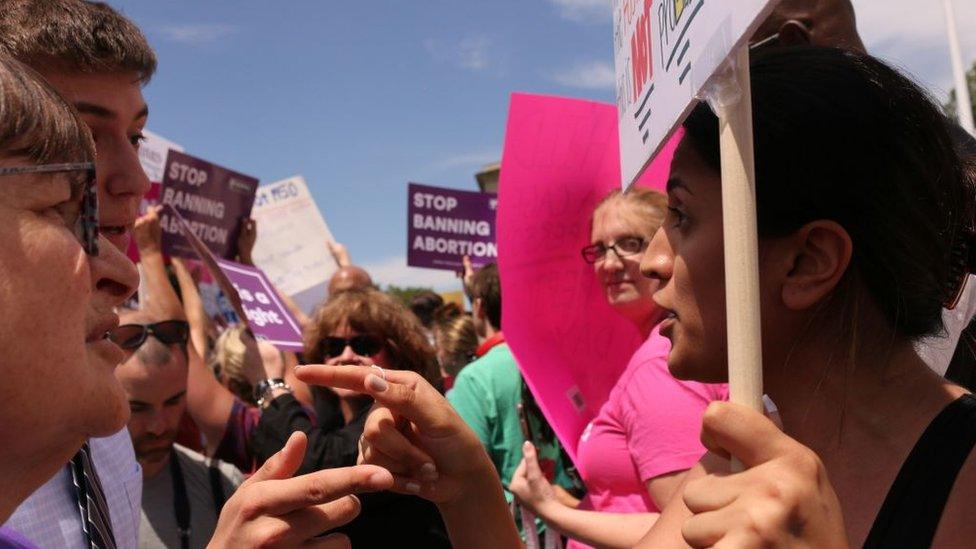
[
  {"xmin": 159, "ymin": 150, "xmax": 259, "ymax": 259},
  {"xmin": 497, "ymin": 93, "xmax": 679, "ymax": 462},
  {"xmin": 251, "ymin": 176, "xmax": 339, "ymax": 296},
  {"xmin": 164, "ymin": 205, "xmax": 303, "ymax": 351},
  {"xmin": 407, "ymin": 183, "xmax": 498, "ymax": 271},
  {"xmin": 138, "ymin": 130, "xmax": 184, "ymax": 183},
  {"xmin": 612, "ymin": 0, "xmax": 778, "ymax": 185},
  {"xmin": 214, "ymin": 259, "xmax": 305, "ymax": 352}
]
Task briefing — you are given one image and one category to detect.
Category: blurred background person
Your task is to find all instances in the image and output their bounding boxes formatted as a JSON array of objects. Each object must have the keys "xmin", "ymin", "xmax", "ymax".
[
  {"xmin": 432, "ymin": 303, "xmax": 478, "ymax": 389},
  {"xmin": 250, "ymin": 288, "xmax": 450, "ymax": 547},
  {"xmin": 110, "ymin": 309, "xmax": 243, "ymax": 549}
]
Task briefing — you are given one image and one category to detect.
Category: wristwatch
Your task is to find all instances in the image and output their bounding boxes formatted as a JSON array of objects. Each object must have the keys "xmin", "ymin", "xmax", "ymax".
[{"xmin": 254, "ymin": 378, "xmax": 292, "ymax": 408}]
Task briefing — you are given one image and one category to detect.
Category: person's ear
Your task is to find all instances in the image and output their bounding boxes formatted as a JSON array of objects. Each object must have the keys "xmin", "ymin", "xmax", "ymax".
[
  {"xmin": 473, "ymin": 298, "xmax": 485, "ymax": 320},
  {"xmin": 780, "ymin": 221, "xmax": 852, "ymax": 311},
  {"xmin": 778, "ymin": 19, "xmax": 812, "ymax": 46}
]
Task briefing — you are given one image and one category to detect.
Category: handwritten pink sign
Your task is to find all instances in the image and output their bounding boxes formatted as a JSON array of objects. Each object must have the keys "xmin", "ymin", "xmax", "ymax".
[{"xmin": 497, "ymin": 93, "xmax": 679, "ymax": 463}]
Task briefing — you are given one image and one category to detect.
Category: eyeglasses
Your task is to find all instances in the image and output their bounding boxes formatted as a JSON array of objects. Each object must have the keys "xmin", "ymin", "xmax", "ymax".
[
  {"xmin": 109, "ymin": 320, "xmax": 190, "ymax": 350},
  {"xmin": 0, "ymin": 162, "xmax": 98, "ymax": 256},
  {"xmin": 581, "ymin": 236, "xmax": 647, "ymax": 264},
  {"xmin": 322, "ymin": 335, "xmax": 383, "ymax": 358}
]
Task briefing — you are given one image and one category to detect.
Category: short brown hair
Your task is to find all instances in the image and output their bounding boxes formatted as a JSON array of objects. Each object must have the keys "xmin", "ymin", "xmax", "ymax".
[
  {"xmin": 0, "ymin": 0, "xmax": 157, "ymax": 84},
  {"xmin": 305, "ymin": 289, "xmax": 438, "ymax": 382},
  {"xmin": 470, "ymin": 263, "xmax": 501, "ymax": 330},
  {"xmin": 0, "ymin": 54, "xmax": 94, "ymax": 164}
]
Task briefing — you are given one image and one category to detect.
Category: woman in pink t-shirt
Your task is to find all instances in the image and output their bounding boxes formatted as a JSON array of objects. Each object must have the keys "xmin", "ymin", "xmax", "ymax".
[{"xmin": 509, "ymin": 188, "xmax": 727, "ymax": 548}]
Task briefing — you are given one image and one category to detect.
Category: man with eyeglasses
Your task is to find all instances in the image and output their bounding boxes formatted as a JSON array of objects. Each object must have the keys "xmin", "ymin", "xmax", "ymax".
[
  {"xmin": 111, "ymin": 309, "xmax": 243, "ymax": 549},
  {"xmin": 1, "ymin": 2, "xmax": 156, "ymax": 547}
]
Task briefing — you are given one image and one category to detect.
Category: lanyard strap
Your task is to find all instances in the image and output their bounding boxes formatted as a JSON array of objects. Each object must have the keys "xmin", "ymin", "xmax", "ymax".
[{"xmin": 169, "ymin": 449, "xmax": 191, "ymax": 549}]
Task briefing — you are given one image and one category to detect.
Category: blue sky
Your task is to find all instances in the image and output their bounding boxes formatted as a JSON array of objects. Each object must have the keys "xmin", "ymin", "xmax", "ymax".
[{"xmin": 116, "ymin": 0, "xmax": 975, "ymax": 291}]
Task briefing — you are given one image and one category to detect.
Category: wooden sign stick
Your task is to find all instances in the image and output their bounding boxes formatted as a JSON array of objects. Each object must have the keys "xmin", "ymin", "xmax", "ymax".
[{"xmin": 718, "ymin": 46, "xmax": 764, "ymax": 417}]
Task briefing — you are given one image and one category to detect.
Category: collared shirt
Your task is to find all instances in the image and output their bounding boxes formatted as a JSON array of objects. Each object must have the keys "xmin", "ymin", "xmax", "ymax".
[
  {"xmin": 4, "ymin": 428, "xmax": 142, "ymax": 549},
  {"xmin": 475, "ymin": 331, "xmax": 506, "ymax": 358}
]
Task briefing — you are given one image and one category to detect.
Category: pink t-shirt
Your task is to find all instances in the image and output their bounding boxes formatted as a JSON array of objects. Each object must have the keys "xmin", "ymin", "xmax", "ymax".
[{"xmin": 569, "ymin": 329, "xmax": 727, "ymax": 547}]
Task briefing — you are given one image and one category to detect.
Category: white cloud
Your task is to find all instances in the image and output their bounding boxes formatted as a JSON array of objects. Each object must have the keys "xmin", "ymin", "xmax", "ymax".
[
  {"xmin": 433, "ymin": 151, "xmax": 499, "ymax": 171},
  {"xmin": 157, "ymin": 23, "xmax": 238, "ymax": 45},
  {"xmin": 361, "ymin": 255, "xmax": 462, "ymax": 291},
  {"xmin": 856, "ymin": 0, "xmax": 976, "ymax": 97},
  {"xmin": 425, "ymin": 35, "xmax": 493, "ymax": 72},
  {"xmin": 547, "ymin": 0, "xmax": 612, "ymax": 23},
  {"xmin": 551, "ymin": 60, "xmax": 616, "ymax": 90}
]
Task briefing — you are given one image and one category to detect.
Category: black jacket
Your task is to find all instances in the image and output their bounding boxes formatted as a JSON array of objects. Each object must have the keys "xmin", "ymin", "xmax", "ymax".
[{"xmin": 251, "ymin": 392, "xmax": 451, "ymax": 548}]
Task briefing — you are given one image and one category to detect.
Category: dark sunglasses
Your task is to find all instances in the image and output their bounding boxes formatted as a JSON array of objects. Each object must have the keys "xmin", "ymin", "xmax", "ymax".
[
  {"xmin": 109, "ymin": 320, "xmax": 190, "ymax": 350},
  {"xmin": 322, "ymin": 335, "xmax": 383, "ymax": 358},
  {"xmin": 0, "ymin": 162, "xmax": 98, "ymax": 255}
]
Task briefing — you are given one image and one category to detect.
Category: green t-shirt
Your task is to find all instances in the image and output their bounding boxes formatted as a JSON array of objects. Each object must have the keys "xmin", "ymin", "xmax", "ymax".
[{"xmin": 447, "ymin": 342, "xmax": 572, "ymax": 501}]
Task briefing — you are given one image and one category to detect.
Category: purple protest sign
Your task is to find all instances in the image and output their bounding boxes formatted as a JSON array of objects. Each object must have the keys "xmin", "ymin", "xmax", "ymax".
[
  {"xmin": 159, "ymin": 150, "xmax": 259, "ymax": 259},
  {"xmin": 407, "ymin": 182, "xmax": 497, "ymax": 271},
  {"xmin": 213, "ymin": 258, "xmax": 305, "ymax": 352}
]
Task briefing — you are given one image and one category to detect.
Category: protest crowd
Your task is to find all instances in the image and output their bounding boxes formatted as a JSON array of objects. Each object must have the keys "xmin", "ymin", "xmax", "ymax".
[{"xmin": 0, "ymin": 0, "xmax": 975, "ymax": 548}]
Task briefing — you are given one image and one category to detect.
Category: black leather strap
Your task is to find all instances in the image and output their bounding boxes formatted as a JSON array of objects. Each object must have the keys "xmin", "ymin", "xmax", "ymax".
[{"xmin": 169, "ymin": 449, "xmax": 191, "ymax": 549}]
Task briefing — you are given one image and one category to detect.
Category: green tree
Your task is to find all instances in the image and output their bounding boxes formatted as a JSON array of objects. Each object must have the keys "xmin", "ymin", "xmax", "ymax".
[
  {"xmin": 385, "ymin": 284, "xmax": 436, "ymax": 307},
  {"xmin": 944, "ymin": 59, "xmax": 976, "ymax": 124}
]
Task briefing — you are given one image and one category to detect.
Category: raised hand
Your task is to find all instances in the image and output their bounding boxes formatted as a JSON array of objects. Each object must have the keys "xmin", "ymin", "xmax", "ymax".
[
  {"xmin": 680, "ymin": 402, "xmax": 848, "ymax": 549},
  {"xmin": 209, "ymin": 431, "xmax": 393, "ymax": 548}
]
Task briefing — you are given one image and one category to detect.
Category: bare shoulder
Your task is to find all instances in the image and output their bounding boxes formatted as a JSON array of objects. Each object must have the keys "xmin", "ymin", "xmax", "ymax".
[{"xmin": 931, "ymin": 430, "xmax": 976, "ymax": 547}]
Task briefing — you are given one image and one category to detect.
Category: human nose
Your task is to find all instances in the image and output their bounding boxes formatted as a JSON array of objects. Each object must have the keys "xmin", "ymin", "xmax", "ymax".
[
  {"xmin": 98, "ymin": 138, "xmax": 151, "ymax": 202},
  {"xmin": 640, "ymin": 227, "xmax": 673, "ymax": 282},
  {"xmin": 601, "ymin": 245, "xmax": 625, "ymax": 270},
  {"xmin": 338, "ymin": 343, "xmax": 360, "ymax": 363},
  {"xmin": 146, "ymin": 410, "xmax": 167, "ymax": 436},
  {"xmin": 89, "ymin": 234, "xmax": 139, "ymax": 306}
]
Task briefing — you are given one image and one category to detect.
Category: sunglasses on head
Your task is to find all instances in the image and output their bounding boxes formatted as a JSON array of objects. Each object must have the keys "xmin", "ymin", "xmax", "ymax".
[
  {"xmin": 322, "ymin": 335, "xmax": 382, "ymax": 358},
  {"xmin": 0, "ymin": 162, "xmax": 98, "ymax": 255},
  {"xmin": 109, "ymin": 320, "xmax": 190, "ymax": 350}
]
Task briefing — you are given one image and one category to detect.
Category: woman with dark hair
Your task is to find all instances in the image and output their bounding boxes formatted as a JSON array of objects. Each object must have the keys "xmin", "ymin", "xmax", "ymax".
[
  {"xmin": 251, "ymin": 288, "xmax": 450, "ymax": 547},
  {"xmin": 299, "ymin": 46, "xmax": 976, "ymax": 548}
]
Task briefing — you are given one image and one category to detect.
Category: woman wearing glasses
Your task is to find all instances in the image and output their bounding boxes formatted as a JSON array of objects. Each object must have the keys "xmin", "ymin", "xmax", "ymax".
[
  {"xmin": 506, "ymin": 187, "xmax": 727, "ymax": 548},
  {"xmin": 250, "ymin": 287, "xmax": 451, "ymax": 546}
]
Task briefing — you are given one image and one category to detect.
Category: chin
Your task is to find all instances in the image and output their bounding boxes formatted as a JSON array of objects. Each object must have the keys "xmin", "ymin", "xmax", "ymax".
[
  {"xmin": 667, "ymin": 349, "xmax": 728, "ymax": 384},
  {"xmin": 86, "ymin": 382, "xmax": 131, "ymax": 438}
]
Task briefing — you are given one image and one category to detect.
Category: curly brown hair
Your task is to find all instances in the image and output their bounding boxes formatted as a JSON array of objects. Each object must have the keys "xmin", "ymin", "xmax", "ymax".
[{"xmin": 305, "ymin": 289, "xmax": 438, "ymax": 381}]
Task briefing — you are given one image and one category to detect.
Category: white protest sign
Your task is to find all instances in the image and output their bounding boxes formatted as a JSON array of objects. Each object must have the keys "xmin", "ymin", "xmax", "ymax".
[
  {"xmin": 250, "ymin": 176, "xmax": 339, "ymax": 297},
  {"xmin": 139, "ymin": 129, "xmax": 184, "ymax": 183},
  {"xmin": 612, "ymin": 0, "xmax": 779, "ymax": 186}
]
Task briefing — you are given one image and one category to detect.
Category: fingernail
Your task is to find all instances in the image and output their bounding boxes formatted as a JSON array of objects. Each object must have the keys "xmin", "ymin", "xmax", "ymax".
[
  {"xmin": 762, "ymin": 394, "xmax": 778, "ymax": 414},
  {"xmin": 366, "ymin": 373, "xmax": 389, "ymax": 392},
  {"xmin": 405, "ymin": 481, "xmax": 421, "ymax": 494}
]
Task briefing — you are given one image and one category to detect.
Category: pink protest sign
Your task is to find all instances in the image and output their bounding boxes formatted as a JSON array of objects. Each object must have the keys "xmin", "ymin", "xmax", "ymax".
[{"xmin": 497, "ymin": 92, "xmax": 679, "ymax": 462}]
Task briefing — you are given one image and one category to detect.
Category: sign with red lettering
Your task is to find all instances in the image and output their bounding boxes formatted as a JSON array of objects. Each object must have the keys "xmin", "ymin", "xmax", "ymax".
[
  {"xmin": 159, "ymin": 150, "xmax": 259, "ymax": 259},
  {"xmin": 613, "ymin": 0, "xmax": 779, "ymax": 186}
]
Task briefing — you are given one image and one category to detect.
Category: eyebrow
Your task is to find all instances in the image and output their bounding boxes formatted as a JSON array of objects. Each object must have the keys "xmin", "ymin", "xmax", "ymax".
[
  {"xmin": 74, "ymin": 101, "xmax": 149, "ymax": 123},
  {"xmin": 666, "ymin": 177, "xmax": 693, "ymax": 195}
]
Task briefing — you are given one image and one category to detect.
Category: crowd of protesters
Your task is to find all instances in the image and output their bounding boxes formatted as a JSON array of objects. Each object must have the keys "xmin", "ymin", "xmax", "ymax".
[{"xmin": 0, "ymin": 0, "xmax": 975, "ymax": 548}]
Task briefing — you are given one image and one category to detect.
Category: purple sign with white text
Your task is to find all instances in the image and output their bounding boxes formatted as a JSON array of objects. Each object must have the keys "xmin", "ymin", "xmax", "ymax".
[
  {"xmin": 407, "ymin": 182, "xmax": 497, "ymax": 271},
  {"xmin": 214, "ymin": 258, "xmax": 304, "ymax": 352},
  {"xmin": 160, "ymin": 150, "xmax": 259, "ymax": 259}
]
